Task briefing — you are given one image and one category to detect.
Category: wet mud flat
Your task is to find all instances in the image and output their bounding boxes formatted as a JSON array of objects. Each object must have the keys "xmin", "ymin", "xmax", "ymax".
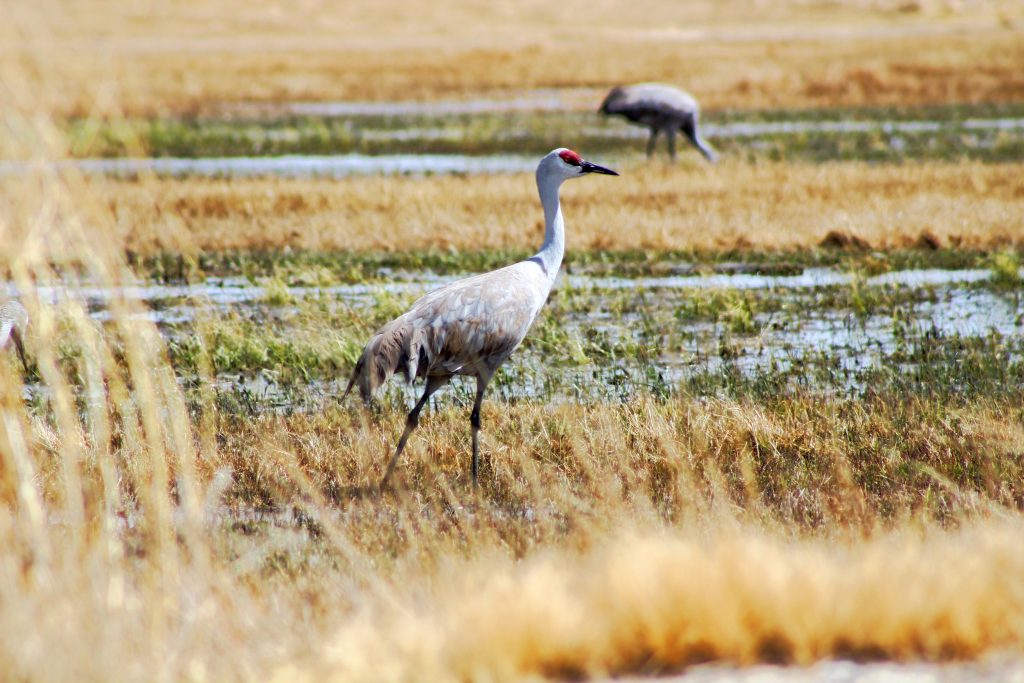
[{"xmin": 9, "ymin": 262, "xmax": 1022, "ymax": 413}]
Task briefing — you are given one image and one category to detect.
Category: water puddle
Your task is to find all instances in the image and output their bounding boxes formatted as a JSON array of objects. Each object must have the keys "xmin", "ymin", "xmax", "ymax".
[
  {"xmin": 13, "ymin": 267, "xmax": 1015, "ymax": 314},
  {"xmin": 8, "ymin": 104, "xmax": 1020, "ymax": 177},
  {"xmin": 572, "ymin": 267, "xmax": 1001, "ymax": 291},
  {"xmin": 279, "ymin": 89, "xmax": 600, "ymax": 116},
  {"xmin": 0, "ymin": 154, "xmax": 535, "ymax": 179},
  {"xmin": 702, "ymin": 117, "xmax": 1024, "ymax": 138},
  {"xmin": 675, "ymin": 285, "xmax": 1022, "ymax": 385}
]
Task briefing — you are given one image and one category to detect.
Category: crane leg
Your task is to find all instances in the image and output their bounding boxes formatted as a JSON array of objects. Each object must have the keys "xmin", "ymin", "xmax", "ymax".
[
  {"xmin": 646, "ymin": 128, "xmax": 659, "ymax": 158},
  {"xmin": 667, "ymin": 130, "xmax": 677, "ymax": 162},
  {"xmin": 10, "ymin": 328, "xmax": 29, "ymax": 374},
  {"xmin": 380, "ymin": 375, "xmax": 448, "ymax": 491},
  {"xmin": 682, "ymin": 117, "xmax": 717, "ymax": 162},
  {"xmin": 470, "ymin": 375, "xmax": 490, "ymax": 487}
]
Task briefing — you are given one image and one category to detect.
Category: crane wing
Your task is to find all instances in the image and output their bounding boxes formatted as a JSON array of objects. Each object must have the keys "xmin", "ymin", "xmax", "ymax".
[
  {"xmin": 346, "ymin": 263, "xmax": 548, "ymax": 402},
  {"xmin": 604, "ymin": 84, "xmax": 698, "ymax": 118},
  {"xmin": 408, "ymin": 265, "xmax": 544, "ymax": 376}
]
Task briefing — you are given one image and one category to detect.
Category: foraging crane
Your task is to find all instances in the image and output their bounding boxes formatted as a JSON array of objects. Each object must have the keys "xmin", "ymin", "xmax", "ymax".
[
  {"xmin": 0, "ymin": 300, "xmax": 30, "ymax": 373},
  {"xmin": 599, "ymin": 83, "xmax": 717, "ymax": 162},
  {"xmin": 344, "ymin": 148, "xmax": 618, "ymax": 489}
]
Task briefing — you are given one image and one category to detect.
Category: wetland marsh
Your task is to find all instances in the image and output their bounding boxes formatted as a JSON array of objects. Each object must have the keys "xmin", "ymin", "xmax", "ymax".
[
  {"xmin": 55, "ymin": 101, "xmax": 1024, "ymax": 165},
  {"xmin": 13, "ymin": 255, "xmax": 1022, "ymax": 413},
  {"xmin": 3, "ymin": 1, "xmax": 1024, "ymax": 681}
]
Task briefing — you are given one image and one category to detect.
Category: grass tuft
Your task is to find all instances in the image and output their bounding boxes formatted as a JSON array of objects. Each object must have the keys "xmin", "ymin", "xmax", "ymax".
[{"xmin": 988, "ymin": 249, "xmax": 1022, "ymax": 289}]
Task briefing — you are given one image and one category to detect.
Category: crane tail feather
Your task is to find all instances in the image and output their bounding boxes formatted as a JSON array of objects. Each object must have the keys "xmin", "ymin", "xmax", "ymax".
[{"xmin": 343, "ymin": 320, "xmax": 423, "ymax": 404}]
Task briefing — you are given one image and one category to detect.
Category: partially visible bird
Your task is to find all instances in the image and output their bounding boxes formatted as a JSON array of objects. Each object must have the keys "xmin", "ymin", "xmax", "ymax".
[
  {"xmin": 599, "ymin": 83, "xmax": 717, "ymax": 162},
  {"xmin": 0, "ymin": 300, "xmax": 30, "ymax": 374},
  {"xmin": 344, "ymin": 148, "xmax": 618, "ymax": 489}
]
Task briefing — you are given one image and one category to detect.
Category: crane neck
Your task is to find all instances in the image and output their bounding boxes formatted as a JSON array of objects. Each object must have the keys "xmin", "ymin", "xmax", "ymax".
[{"xmin": 533, "ymin": 171, "xmax": 565, "ymax": 287}]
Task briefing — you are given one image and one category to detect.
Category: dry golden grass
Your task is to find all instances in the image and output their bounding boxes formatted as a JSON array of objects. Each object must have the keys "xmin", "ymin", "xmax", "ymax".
[
  {"xmin": 5, "ymin": 152, "xmax": 1024, "ymax": 682},
  {"xmin": 5, "ymin": 7, "xmax": 1024, "ymax": 682},
  {"xmin": 5, "ymin": 388, "xmax": 1024, "ymax": 680},
  {"xmin": 6, "ymin": 160, "xmax": 1016, "ymax": 261},
  {"xmin": 282, "ymin": 522, "xmax": 1024, "ymax": 681},
  {"xmin": 4, "ymin": 0, "xmax": 1024, "ymax": 116}
]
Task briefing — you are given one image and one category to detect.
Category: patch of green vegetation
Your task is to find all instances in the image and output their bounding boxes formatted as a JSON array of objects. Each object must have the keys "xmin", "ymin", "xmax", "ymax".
[
  {"xmin": 168, "ymin": 303, "xmax": 368, "ymax": 381},
  {"xmin": 845, "ymin": 271, "xmax": 879, "ymax": 317},
  {"xmin": 150, "ymin": 256, "xmax": 1024, "ymax": 418},
  {"xmin": 260, "ymin": 276, "xmax": 295, "ymax": 306},
  {"xmin": 673, "ymin": 289, "xmax": 763, "ymax": 333},
  {"xmin": 172, "ymin": 248, "xmax": 535, "ymax": 283},
  {"xmin": 707, "ymin": 101, "xmax": 1024, "ymax": 124},
  {"xmin": 987, "ymin": 249, "xmax": 1022, "ymax": 289},
  {"xmin": 62, "ymin": 101, "xmax": 1024, "ymax": 163},
  {"xmin": 806, "ymin": 278, "xmax": 942, "ymax": 316},
  {"xmin": 872, "ymin": 328, "xmax": 1024, "ymax": 400},
  {"xmin": 677, "ymin": 327, "xmax": 1024, "ymax": 405},
  {"xmin": 132, "ymin": 246, "xmax": 1001, "ymax": 283}
]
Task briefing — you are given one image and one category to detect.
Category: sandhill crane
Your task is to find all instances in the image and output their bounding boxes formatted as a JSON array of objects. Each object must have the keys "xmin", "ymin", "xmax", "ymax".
[
  {"xmin": 599, "ymin": 83, "xmax": 717, "ymax": 162},
  {"xmin": 344, "ymin": 148, "xmax": 618, "ymax": 489},
  {"xmin": 0, "ymin": 300, "xmax": 30, "ymax": 373}
]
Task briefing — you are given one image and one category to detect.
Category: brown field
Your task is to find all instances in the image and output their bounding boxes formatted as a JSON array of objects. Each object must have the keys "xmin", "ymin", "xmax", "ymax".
[
  {"xmin": 4, "ymin": 0, "xmax": 1024, "ymax": 116},
  {"xmin": 2, "ymin": 160, "xmax": 1018, "ymax": 263},
  {"xmin": 4, "ymin": 148, "xmax": 1024, "ymax": 676},
  {"xmin": 3, "ymin": 3, "xmax": 1024, "ymax": 681},
  {"xmin": 3, "ymin": 365, "xmax": 1024, "ymax": 680}
]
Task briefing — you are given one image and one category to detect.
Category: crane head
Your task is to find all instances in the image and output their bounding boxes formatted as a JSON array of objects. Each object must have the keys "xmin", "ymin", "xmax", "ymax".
[
  {"xmin": 598, "ymin": 86, "xmax": 626, "ymax": 114},
  {"xmin": 547, "ymin": 148, "xmax": 618, "ymax": 178}
]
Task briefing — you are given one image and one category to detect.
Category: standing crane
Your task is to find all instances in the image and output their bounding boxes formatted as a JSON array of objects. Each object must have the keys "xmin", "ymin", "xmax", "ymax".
[
  {"xmin": 0, "ymin": 300, "xmax": 30, "ymax": 374},
  {"xmin": 599, "ymin": 83, "xmax": 717, "ymax": 162},
  {"xmin": 344, "ymin": 148, "xmax": 618, "ymax": 489}
]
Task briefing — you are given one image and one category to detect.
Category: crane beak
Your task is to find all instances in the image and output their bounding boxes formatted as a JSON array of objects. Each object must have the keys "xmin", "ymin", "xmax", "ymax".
[{"xmin": 580, "ymin": 160, "xmax": 619, "ymax": 176}]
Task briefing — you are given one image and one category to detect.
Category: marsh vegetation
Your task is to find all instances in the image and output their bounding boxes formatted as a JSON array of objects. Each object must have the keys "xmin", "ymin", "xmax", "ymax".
[{"xmin": 2, "ymin": 1, "xmax": 1024, "ymax": 681}]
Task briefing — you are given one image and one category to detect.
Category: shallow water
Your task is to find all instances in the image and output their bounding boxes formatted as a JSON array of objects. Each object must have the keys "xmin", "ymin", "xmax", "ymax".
[
  {"xmin": 0, "ymin": 153, "xmax": 536, "ymax": 179},
  {"xmin": 279, "ymin": 89, "xmax": 600, "ymax": 116},
  {"xmin": 704, "ymin": 116, "xmax": 1024, "ymax": 138},
  {"xmin": 574, "ymin": 116, "xmax": 1024, "ymax": 142},
  {"xmin": 678, "ymin": 285, "xmax": 1022, "ymax": 385},
  {"xmin": 573, "ymin": 267, "xmax": 999, "ymax": 292},
  {"xmin": 8, "ymin": 264, "xmax": 1023, "ymax": 408},
  {"xmin": 11, "ymin": 109, "xmax": 1024, "ymax": 177},
  {"xmin": 12, "ymin": 266, "xmax": 1013, "ymax": 310}
]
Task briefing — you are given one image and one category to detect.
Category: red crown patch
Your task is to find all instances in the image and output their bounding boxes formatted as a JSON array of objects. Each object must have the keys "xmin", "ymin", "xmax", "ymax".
[{"xmin": 558, "ymin": 149, "xmax": 582, "ymax": 166}]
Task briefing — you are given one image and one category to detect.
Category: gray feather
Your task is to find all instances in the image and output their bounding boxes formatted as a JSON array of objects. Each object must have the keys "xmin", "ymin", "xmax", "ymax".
[
  {"xmin": 599, "ymin": 83, "xmax": 716, "ymax": 162},
  {"xmin": 343, "ymin": 264, "xmax": 545, "ymax": 404}
]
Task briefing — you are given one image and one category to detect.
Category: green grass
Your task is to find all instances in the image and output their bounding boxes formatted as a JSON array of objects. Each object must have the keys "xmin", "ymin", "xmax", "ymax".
[
  {"xmin": 987, "ymin": 249, "xmax": 1023, "ymax": 289},
  {"xmin": 129, "ymin": 251, "xmax": 1024, "ymax": 419},
  {"xmin": 61, "ymin": 101, "xmax": 1024, "ymax": 163},
  {"xmin": 135, "ymin": 246, "xmax": 1004, "ymax": 283},
  {"xmin": 38, "ymin": 244, "xmax": 1023, "ymax": 421}
]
